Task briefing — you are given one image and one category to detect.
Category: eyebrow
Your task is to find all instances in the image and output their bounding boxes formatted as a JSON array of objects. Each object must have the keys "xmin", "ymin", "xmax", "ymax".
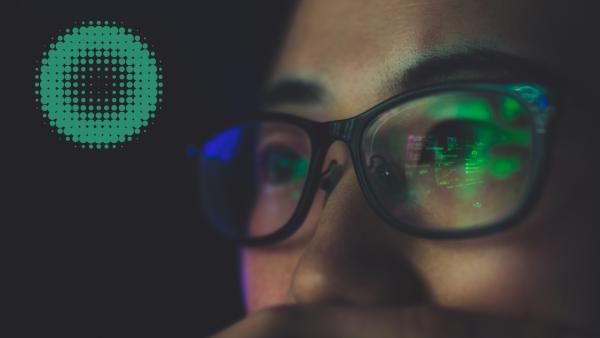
[
  {"xmin": 261, "ymin": 77, "xmax": 326, "ymax": 107},
  {"xmin": 260, "ymin": 48, "xmax": 560, "ymax": 108}
]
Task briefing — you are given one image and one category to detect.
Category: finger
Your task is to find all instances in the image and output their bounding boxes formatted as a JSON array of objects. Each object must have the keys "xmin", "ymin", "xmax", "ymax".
[{"xmin": 209, "ymin": 304, "xmax": 596, "ymax": 338}]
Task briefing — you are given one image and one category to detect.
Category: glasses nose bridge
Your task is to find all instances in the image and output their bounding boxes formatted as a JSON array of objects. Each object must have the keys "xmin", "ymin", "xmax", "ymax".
[{"xmin": 329, "ymin": 119, "xmax": 356, "ymax": 143}]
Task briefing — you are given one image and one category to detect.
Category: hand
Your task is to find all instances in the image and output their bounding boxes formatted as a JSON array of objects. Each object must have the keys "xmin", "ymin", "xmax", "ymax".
[{"xmin": 209, "ymin": 304, "xmax": 595, "ymax": 338}]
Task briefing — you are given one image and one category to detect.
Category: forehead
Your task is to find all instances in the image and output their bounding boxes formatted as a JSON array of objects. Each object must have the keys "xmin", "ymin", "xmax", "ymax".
[{"xmin": 268, "ymin": 0, "xmax": 590, "ymax": 118}]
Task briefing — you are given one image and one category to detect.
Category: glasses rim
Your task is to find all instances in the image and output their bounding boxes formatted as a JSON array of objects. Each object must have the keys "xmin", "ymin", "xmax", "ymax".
[{"xmin": 196, "ymin": 80, "xmax": 557, "ymax": 246}]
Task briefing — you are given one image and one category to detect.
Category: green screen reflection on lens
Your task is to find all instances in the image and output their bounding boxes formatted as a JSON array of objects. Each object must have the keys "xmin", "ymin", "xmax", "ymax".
[{"xmin": 416, "ymin": 93, "xmax": 531, "ymax": 209}]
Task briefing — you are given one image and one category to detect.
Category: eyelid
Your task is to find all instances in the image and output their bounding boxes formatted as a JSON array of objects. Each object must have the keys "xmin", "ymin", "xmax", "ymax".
[
  {"xmin": 256, "ymin": 124, "xmax": 311, "ymax": 154},
  {"xmin": 256, "ymin": 131, "xmax": 310, "ymax": 158}
]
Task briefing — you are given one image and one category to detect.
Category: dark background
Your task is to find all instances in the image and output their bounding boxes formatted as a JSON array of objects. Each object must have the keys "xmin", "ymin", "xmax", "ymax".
[{"xmin": 7, "ymin": 1, "xmax": 295, "ymax": 337}]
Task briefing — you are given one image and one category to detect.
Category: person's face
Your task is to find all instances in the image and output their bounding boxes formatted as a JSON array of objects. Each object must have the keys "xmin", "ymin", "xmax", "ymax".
[{"xmin": 241, "ymin": 0, "xmax": 600, "ymax": 332}]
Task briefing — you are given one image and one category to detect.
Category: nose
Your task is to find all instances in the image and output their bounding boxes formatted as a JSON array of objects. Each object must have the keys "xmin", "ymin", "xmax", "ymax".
[{"xmin": 288, "ymin": 141, "xmax": 428, "ymax": 306}]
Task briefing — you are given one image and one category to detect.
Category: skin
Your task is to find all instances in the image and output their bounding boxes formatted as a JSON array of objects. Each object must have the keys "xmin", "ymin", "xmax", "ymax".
[{"xmin": 212, "ymin": 0, "xmax": 600, "ymax": 336}]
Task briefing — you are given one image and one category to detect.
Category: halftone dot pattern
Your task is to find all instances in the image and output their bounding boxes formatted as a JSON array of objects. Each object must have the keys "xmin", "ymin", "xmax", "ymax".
[{"xmin": 34, "ymin": 21, "xmax": 164, "ymax": 149}]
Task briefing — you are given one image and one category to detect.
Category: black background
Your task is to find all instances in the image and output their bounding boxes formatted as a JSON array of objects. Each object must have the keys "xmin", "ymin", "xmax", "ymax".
[{"xmin": 7, "ymin": 1, "xmax": 294, "ymax": 337}]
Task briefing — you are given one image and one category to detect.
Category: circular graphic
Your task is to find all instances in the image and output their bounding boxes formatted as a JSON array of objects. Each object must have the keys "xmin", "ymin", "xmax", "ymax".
[{"xmin": 34, "ymin": 21, "xmax": 164, "ymax": 149}]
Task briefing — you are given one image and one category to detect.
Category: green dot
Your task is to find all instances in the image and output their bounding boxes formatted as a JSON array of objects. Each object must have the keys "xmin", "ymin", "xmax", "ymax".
[{"xmin": 37, "ymin": 23, "xmax": 163, "ymax": 148}]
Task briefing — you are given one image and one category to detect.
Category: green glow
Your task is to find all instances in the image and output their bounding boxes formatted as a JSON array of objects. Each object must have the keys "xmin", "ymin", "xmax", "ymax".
[
  {"xmin": 501, "ymin": 96, "xmax": 522, "ymax": 122},
  {"xmin": 490, "ymin": 156, "xmax": 522, "ymax": 179},
  {"xmin": 35, "ymin": 21, "xmax": 163, "ymax": 148},
  {"xmin": 268, "ymin": 153, "xmax": 308, "ymax": 184},
  {"xmin": 292, "ymin": 157, "xmax": 309, "ymax": 181},
  {"xmin": 456, "ymin": 99, "xmax": 493, "ymax": 120},
  {"xmin": 498, "ymin": 127, "xmax": 532, "ymax": 147},
  {"xmin": 428, "ymin": 96, "xmax": 493, "ymax": 121}
]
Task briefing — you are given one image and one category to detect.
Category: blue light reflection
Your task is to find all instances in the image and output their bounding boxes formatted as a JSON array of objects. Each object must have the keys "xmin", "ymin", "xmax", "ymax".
[{"xmin": 202, "ymin": 127, "xmax": 243, "ymax": 161}]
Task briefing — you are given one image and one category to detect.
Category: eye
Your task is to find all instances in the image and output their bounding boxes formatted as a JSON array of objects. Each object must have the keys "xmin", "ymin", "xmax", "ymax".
[
  {"xmin": 257, "ymin": 144, "xmax": 308, "ymax": 185},
  {"xmin": 415, "ymin": 118, "xmax": 529, "ymax": 190},
  {"xmin": 418, "ymin": 119, "xmax": 500, "ymax": 167}
]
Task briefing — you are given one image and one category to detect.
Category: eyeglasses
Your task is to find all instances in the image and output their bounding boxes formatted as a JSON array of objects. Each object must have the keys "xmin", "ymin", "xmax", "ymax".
[{"xmin": 195, "ymin": 82, "xmax": 555, "ymax": 246}]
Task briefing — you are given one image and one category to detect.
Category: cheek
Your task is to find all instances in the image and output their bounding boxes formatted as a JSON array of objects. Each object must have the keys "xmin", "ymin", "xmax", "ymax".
[
  {"xmin": 247, "ymin": 187, "xmax": 300, "ymax": 237},
  {"xmin": 416, "ymin": 227, "xmax": 584, "ymax": 324},
  {"xmin": 422, "ymin": 247, "xmax": 539, "ymax": 311},
  {"xmin": 241, "ymin": 191, "xmax": 326, "ymax": 314},
  {"xmin": 241, "ymin": 249, "xmax": 298, "ymax": 314},
  {"xmin": 240, "ymin": 193, "xmax": 296, "ymax": 313}
]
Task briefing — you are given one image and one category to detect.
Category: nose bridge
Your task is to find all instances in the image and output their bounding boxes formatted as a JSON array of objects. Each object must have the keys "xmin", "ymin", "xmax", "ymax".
[{"xmin": 288, "ymin": 146, "xmax": 428, "ymax": 306}]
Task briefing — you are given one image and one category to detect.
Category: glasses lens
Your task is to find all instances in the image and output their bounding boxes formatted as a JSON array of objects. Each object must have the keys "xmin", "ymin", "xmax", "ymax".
[
  {"xmin": 200, "ymin": 121, "xmax": 311, "ymax": 239},
  {"xmin": 362, "ymin": 89, "xmax": 535, "ymax": 231}
]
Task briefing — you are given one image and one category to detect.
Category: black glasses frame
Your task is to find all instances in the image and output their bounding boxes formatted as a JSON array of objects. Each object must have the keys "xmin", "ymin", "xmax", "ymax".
[{"xmin": 196, "ymin": 81, "xmax": 557, "ymax": 246}]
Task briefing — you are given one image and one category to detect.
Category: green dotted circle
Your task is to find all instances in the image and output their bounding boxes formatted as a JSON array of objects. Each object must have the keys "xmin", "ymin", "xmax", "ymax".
[{"xmin": 34, "ymin": 21, "xmax": 164, "ymax": 149}]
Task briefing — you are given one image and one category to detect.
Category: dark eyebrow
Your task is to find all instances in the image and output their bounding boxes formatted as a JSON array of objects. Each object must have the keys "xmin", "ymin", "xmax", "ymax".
[
  {"xmin": 261, "ymin": 77, "xmax": 326, "ymax": 107},
  {"xmin": 387, "ymin": 48, "xmax": 560, "ymax": 96},
  {"xmin": 261, "ymin": 48, "xmax": 560, "ymax": 109}
]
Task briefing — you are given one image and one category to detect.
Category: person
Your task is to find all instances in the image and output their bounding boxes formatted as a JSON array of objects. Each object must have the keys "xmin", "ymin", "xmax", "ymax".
[{"xmin": 201, "ymin": 0, "xmax": 600, "ymax": 336}]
